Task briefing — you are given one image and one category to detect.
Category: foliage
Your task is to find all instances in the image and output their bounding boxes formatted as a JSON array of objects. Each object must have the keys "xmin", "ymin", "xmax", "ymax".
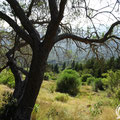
[
  {"xmin": 46, "ymin": 107, "xmax": 58, "ymax": 120},
  {"xmin": 49, "ymin": 85, "xmax": 56, "ymax": 93},
  {"xmin": 82, "ymin": 69, "xmax": 94, "ymax": 76},
  {"xmin": 92, "ymin": 78, "xmax": 104, "ymax": 92},
  {"xmin": 80, "ymin": 74, "xmax": 92, "ymax": 82},
  {"xmin": 90, "ymin": 101, "xmax": 103, "ymax": 116},
  {"xmin": 56, "ymin": 69, "xmax": 80, "ymax": 96},
  {"xmin": 54, "ymin": 64, "xmax": 59, "ymax": 73},
  {"xmin": 32, "ymin": 104, "xmax": 40, "ymax": 120},
  {"xmin": 61, "ymin": 62, "xmax": 66, "ymax": 71},
  {"xmin": 71, "ymin": 60, "xmax": 75, "ymax": 69},
  {"xmin": 33, "ymin": 104, "xmax": 40, "ymax": 113},
  {"xmin": 86, "ymin": 77, "xmax": 96, "ymax": 85},
  {"xmin": 55, "ymin": 94, "xmax": 69, "ymax": 102},
  {"xmin": 0, "ymin": 69, "xmax": 15, "ymax": 88},
  {"xmin": 44, "ymin": 72, "xmax": 50, "ymax": 80},
  {"xmin": 0, "ymin": 91, "xmax": 17, "ymax": 120},
  {"xmin": 102, "ymin": 70, "xmax": 120, "ymax": 99}
]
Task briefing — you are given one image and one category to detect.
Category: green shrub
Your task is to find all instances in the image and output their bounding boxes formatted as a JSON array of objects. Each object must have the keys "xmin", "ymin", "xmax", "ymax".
[
  {"xmin": 44, "ymin": 72, "xmax": 50, "ymax": 80},
  {"xmin": 102, "ymin": 70, "xmax": 120, "ymax": 93},
  {"xmin": 87, "ymin": 77, "xmax": 96, "ymax": 85},
  {"xmin": 32, "ymin": 104, "xmax": 40, "ymax": 120},
  {"xmin": 0, "ymin": 91, "xmax": 17, "ymax": 120},
  {"xmin": 90, "ymin": 101, "xmax": 103, "ymax": 116},
  {"xmin": 92, "ymin": 78, "xmax": 104, "ymax": 92},
  {"xmin": 55, "ymin": 94, "xmax": 69, "ymax": 102},
  {"xmin": 51, "ymin": 76, "xmax": 57, "ymax": 80},
  {"xmin": 115, "ymin": 89, "xmax": 120, "ymax": 100},
  {"xmin": 56, "ymin": 69, "xmax": 80, "ymax": 96},
  {"xmin": 81, "ymin": 74, "xmax": 92, "ymax": 82},
  {"xmin": 49, "ymin": 85, "xmax": 56, "ymax": 93},
  {"xmin": 0, "ymin": 69, "xmax": 15, "ymax": 88},
  {"xmin": 82, "ymin": 69, "xmax": 94, "ymax": 75},
  {"xmin": 44, "ymin": 72, "xmax": 57, "ymax": 80}
]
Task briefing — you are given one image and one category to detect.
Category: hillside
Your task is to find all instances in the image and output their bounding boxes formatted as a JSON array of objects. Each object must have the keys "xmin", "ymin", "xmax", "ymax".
[{"xmin": 0, "ymin": 81, "xmax": 116, "ymax": 120}]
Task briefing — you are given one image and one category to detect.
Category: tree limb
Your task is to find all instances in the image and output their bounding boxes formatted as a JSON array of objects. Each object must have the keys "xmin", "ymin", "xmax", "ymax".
[
  {"xmin": 44, "ymin": 0, "xmax": 67, "ymax": 43},
  {"xmin": 0, "ymin": 11, "xmax": 31, "ymax": 44},
  {"xmin": 0, "ymin": 64, "xmax": 8, "ymax": 73},
  {"xmin": 27, "ymin": 0, "xmax": 35, "ymax": 17},
  {"xmin": 57, "ymin": 0, "xmax": 67, "ymax": 22},
  {"xmin": 6, "ymin": 0, "xmax": 40, "ymax": 42},
  {"xmin": 57, "ymin": 33, "xmax": 120, "ymax": 44},
  {"xmin": 48, "ymin": 0, "xmax": 59, "ymax": 20}
]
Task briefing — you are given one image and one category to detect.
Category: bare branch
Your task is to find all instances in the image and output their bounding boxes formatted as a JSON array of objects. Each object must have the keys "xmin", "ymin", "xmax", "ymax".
[
  {"xmin": 27, "ymin": 0, "xmax": 35, "ymax": 17},
  {"xmin": 58, "ymin": 0, "xmax": 67, "ymax": 21},
  {"xmin": 104, "ymin": 21, "xmax": 120, "ymax": 38},
  {"xmin": 0, "ymin": 64, "xmax": 8, "ymax": 73},
  {"xmin": 57, "ymin": 32, "xmax": 120, "ymax": 44},
  {"xmin": 6, "ymin": 0, "xmax": 40, "ymax": 42},
  {"xmin": 0, "ymin": 11, "xmax": 32, "ymax": 44}
]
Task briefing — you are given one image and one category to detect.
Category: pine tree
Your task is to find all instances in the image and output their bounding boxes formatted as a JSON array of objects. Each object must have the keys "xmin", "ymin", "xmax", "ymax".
[
  {"xmin": 71, "ymin": 60, "xmax": 75, "ymax": 69},
  {"xmin": 62, "ymin": 62, "xmax": 66, "ymax": 71},
  {"xmin": 54, "ymin": 64, "xmax": 59, "ymax": 73}
]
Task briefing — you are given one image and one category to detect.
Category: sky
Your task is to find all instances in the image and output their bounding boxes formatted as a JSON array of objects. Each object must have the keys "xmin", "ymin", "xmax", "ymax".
[
  {"xmin": 0, "ymin": 0, "xmax": 119, "ymax": 60},
  {"xmin": 65, "ymin": 0, "xmax": 120, "ymax": 31},
  {"xmin": 0, "ymin": 0, "xmax": 119, "ymax": 29}
]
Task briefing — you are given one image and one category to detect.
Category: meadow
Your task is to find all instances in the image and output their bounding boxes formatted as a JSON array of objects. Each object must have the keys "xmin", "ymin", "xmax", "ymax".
[
  {"xmin": 0, "ymin": 80, "xmax": 117, "ymax": 120},
  {"xmin": 0, "ymin": 57, "xmax": 120, "ymax": 120}
]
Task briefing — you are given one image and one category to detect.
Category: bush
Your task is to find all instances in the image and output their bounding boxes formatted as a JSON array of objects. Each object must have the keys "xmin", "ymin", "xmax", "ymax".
[
  {"xmin": 55, "ymin": 94, "xmax": 69, "ymax": 102},
  {"xmin": 87, "ymin": 77, "xmax": 96, "ymax": 85},
  {"xmin": 102, "ymin": 70, "xmax": 120, "ymax": 98},
  {"xmin": 80, "ymin": 74, "xmax": 92, "ymax": 82},
  {"xmin": 44, "ymin": 72, "xmax": 57, "ymax": 80},
  {"xmin": 51, "ymin": 76, "xmax": 57, "ymax": 80},
  {"xmin": 82, "ymin": 69, "xmax": 93, "ymax": 75},
  {"xmin": 102, "ymin": 70, "xmax": 120, "ymax": 92},
  {"xmin": 115, "ymin": 89, "xmax": 120, "ymax": 100},
  {"xmin": 92, "ymin": 78, "xmax": 104, "ymax": 92},
  {"xmin": 56, "ymin": 69, "xmax": 80, "ymax": 96},
  {"xmin": 0, "ymin": 69, "xmax": 15, "ymax": 88},
  {"xmin": 0, "ymin": 91, "xmax": 17, "ymax": 120},
  {"xmin": 44, "ymin": 72, "xmax": 50, "ymax": 80}
]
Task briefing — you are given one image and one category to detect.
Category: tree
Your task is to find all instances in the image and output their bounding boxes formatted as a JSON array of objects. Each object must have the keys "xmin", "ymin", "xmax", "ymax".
[
  {"xmin": 62, "ymin": 62, "xmax": 66, "ymax": 71},
  {"xmin": 71, "ymin": 60, "xmax": 75, "ymax": 69},
  {"xmin": 0, "ymin": 0, "xmax": 120, "ymax": 119},
  {"xmin": 54, "ymin": 63, "xmax": 59, "ymax": 73},
  {"xmin": 75, "ymin": 62, "xmax": 79, "ymax": 71}
]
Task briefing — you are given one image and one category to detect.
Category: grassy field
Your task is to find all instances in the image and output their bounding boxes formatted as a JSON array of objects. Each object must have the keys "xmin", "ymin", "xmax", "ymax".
[{"xmin": 0, "ymin": 81, "xmax": 117, "ymax": 120}]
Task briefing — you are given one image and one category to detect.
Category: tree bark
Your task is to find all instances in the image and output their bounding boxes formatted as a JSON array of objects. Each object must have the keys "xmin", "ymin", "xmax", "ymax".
[{"xmin": 13, "ymin": 46, "xmax": 50, "ymax": 120}]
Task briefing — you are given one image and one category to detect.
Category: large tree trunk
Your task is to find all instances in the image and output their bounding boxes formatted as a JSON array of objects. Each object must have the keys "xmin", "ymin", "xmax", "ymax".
[{"xmin": 13, "ymin": 47, "xmax": 50, "ymax": 120}]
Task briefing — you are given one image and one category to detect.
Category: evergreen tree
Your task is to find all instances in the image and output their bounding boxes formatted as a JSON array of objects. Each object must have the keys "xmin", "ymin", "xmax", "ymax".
[
  {"xmin": 62, "ymin": 62, "xmax": 66, "ymax": 71},
  {"xmin": 115, "ymin": 57, "xmax": 120, "ymax": 70},
  {"xmin": 54, "ymin": 64, "xmax": 59, "ymax": 73},
  {"xmin": 71, "ymin": 60, "xmax": 75, "ymax": 69},
  {"xmin": 75, "ymin": 62, "xmax": 79, "ymax": 71},
  {"xmin": 79, "ymin": 63, "xmax": 83, "ymax": 71}
]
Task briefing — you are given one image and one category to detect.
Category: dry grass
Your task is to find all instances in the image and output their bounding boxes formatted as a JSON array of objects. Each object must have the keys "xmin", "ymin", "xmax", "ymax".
[
  {"xmin": 31, "ymin": 81, "xmax": 117, "ymax": 120},
  {"xmin": 0, "ymin": 81, "xmax": 117, "ymax": 120},
  {"xmin": 0, "ymin": 85, "xmax": 13, "ymax": 108}
]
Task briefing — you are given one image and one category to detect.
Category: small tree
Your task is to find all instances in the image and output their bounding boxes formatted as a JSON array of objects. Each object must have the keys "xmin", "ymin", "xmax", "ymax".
[
  {"xmin": 79, "ymin": 63, "xmax": 83, "ymax": 71},
  {"xmin": 61, "ymin": 62, "xmax": 66, "ymax": 71},
  {"xmin": 71, "ymin": 60, "xmax": 75, "ymax": 70},
  {"xmin": 54, "ymin": 64, "xmax": 59, "ymax": 73},
  {"xmin": 56, "ymin": 69, "xmax": 80, "ymax": 96},
  {"xmin": 75, "ymin": 62, "xmax": 79, "ymax": 71}
]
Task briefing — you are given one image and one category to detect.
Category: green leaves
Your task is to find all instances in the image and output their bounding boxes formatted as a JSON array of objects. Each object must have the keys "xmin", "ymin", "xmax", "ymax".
[
  {"xmin": 0, "ymin": 69, "xmax": 15, "ymax": 88},
  {"xmin": 56, "ymin": 69, "xmax": 80, "ymax": 96}
]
